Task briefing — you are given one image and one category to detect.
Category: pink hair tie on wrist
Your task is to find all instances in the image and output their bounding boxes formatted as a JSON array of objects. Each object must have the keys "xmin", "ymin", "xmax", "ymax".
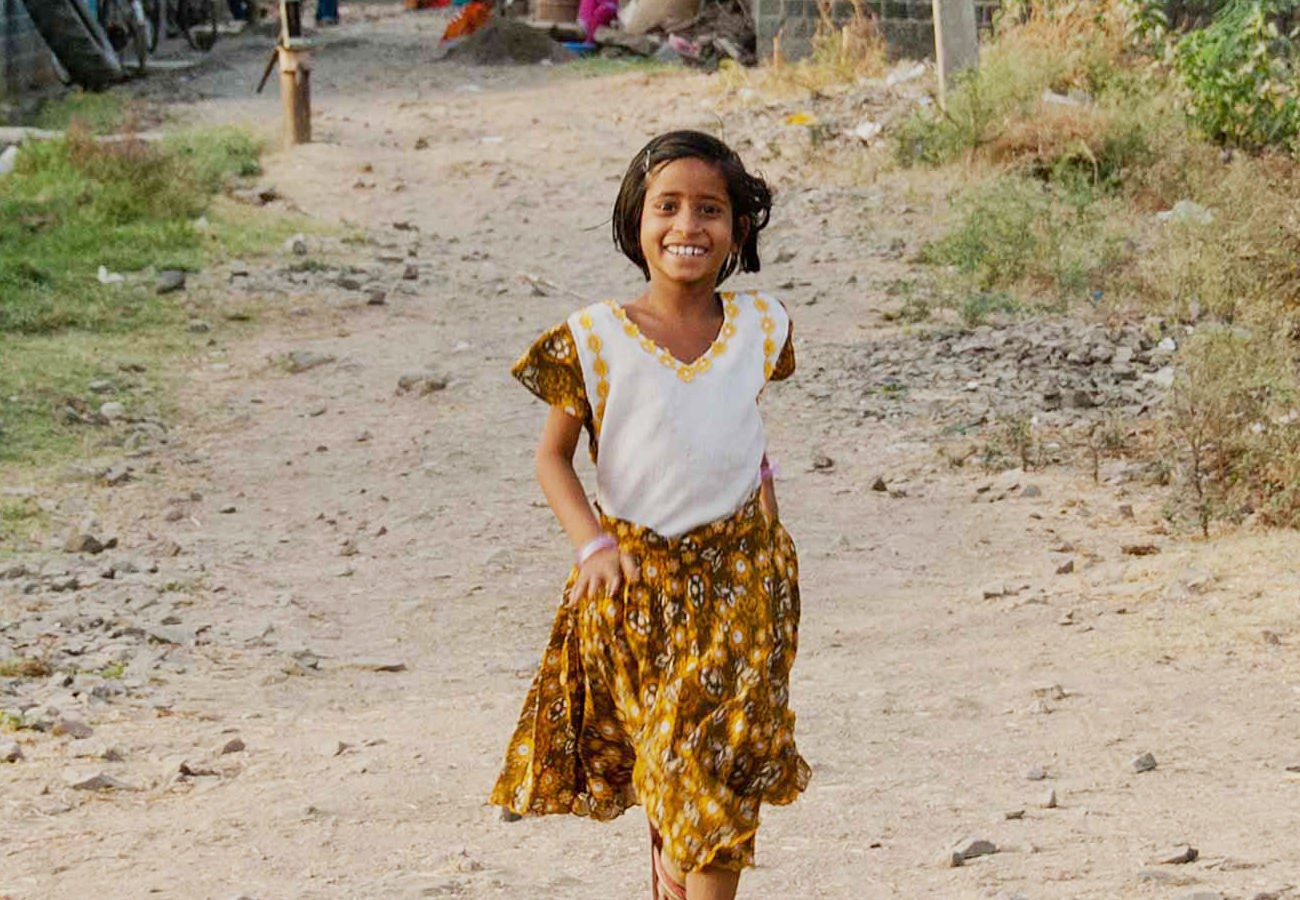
[
  {"xmin": 760, "ymin": 459, "xmax": 779, "ymax": 482},
  {"xmin": 576, "ymin": 533, "xmax": 617, "ymax": 566}
]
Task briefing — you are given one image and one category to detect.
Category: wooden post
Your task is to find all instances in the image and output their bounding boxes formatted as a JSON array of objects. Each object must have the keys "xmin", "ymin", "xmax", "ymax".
[
  {"xmin": 276, "ymin": 0, "xmax": 311, "ymax": 145},
  {"xmin": 277, "ymin": 45, "xmax": 311, "ymax": 145},
  {"xmin": 932, "ymin": 0, "xmax": 979, "ymax": 106}
]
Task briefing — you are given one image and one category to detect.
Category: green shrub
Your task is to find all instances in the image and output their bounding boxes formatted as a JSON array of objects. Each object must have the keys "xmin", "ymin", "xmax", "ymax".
[
  {"xmin": 1173, "ymin": 0, "xmax": 1300, "ymax": 151},
  {"xmin": 921, "ymin": 175, "xmax": 1120, "ymax": 302}
]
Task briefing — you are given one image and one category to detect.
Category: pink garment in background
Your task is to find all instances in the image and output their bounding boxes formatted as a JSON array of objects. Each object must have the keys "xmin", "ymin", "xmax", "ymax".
[{"xmin": 578, "ymin": 0, "xmax": 618, "ymax": 42}]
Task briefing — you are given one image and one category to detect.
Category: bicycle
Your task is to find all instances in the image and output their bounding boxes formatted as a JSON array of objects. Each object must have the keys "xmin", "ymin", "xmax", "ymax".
[
  {"xmin": 166, "ymin": 0, "xmax": 220, "ymax": 51},
  {"xmin": 96, "ymin": 0, "xmax": 151, "ymax": 72}
]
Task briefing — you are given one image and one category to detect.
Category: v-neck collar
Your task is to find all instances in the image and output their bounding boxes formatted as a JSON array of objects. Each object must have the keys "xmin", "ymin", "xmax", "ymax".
[{"xmin": 605, "ymin": 293, "xmax": 741, "ymax": 383}]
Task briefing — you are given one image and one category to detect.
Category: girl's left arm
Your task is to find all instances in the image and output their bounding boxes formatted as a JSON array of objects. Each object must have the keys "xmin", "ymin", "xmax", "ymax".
[{"xmin": 759, "ymin": 453, "xmax": 779, "ymax": 521}]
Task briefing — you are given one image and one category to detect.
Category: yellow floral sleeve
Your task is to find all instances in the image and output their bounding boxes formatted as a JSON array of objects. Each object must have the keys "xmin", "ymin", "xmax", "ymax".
[
  {"xmin": 770, "ymin": 320, "xmax": 796, "ymax": 382},
  {"xmin": 511, "ymin": 322, "xmax": 593, "ymax": 427}
]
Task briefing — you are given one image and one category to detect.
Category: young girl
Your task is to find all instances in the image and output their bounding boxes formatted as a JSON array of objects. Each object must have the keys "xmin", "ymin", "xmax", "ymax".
[{"xmin": 491, "ymin": 130, "xmax": 810, "ymax": 900}]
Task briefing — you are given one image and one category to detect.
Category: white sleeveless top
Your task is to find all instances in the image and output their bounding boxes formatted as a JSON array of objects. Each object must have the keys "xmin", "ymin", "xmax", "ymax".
[{"xmin": 567, "ymin": 291, "xmax": 791, "ymax": 538}]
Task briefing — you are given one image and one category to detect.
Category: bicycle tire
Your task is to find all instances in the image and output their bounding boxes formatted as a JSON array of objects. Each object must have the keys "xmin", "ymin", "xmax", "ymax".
[
  {"xmin": 18, "ymin": 0, "xmax": 123, "ymax": 89},
  {"xmin": 142, "ymin": 0, "xmax": 162, "ymax": 51},
  {"xmin": 99, "ymin": 0, "xmax": 147, "ymax": 72},
  {"xmin": 178, "ymin": 0, "xmax": 218, "ymax": 51}
]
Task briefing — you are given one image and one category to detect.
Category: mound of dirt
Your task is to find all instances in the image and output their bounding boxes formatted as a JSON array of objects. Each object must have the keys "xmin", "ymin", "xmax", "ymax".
[{"xmin": 442, "ymin": 19, "xmax": 574, "ymax": 65}]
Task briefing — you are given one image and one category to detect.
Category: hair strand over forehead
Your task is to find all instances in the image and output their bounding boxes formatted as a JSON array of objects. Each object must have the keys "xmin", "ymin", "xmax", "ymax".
[{"xmin": 611, "ymin": 130, "xmax": 773, "ymax": 285}]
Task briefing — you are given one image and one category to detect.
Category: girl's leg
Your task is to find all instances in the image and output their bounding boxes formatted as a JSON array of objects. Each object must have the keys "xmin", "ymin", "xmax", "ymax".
[
  {"xmin": 685, "ymin": 868, "xmax": 740, "ymax": 900},
  {"xmin": 660, "ymin": 857, "xmax": 740, "ymax": 900}
]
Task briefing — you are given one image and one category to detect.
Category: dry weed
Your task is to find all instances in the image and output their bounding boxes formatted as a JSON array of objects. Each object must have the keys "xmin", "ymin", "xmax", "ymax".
[
  {"xmin": 1131, "ymin": 154, "xmax": 1300, "ymax": 327},
  {"xmin": 1165, "ymin": 327, "xmax": 1300, "ymax": 533},
  {"xmin": 725, "ymin": 0, "xmax": 887, "ymax": 98}
]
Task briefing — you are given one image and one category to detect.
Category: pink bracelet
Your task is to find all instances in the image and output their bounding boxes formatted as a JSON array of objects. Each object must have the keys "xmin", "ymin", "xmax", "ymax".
[
  {"xmin": 760, "ymin": 459, "xmax": 779, "ymax": 482},
  {"xmin": 576, "ymin": 533, "xmax": 617, "ymax": 566}
]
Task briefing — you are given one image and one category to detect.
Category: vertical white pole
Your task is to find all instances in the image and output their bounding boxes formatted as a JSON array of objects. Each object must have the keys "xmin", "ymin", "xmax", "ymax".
[{"xmin": 932, "ymin": 0, "xmax": 979, "ymax": 105}]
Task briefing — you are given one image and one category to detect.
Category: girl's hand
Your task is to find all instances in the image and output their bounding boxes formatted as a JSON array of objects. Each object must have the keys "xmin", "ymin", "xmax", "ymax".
[{"xmin": 570, "ymin": 548, "xmax": 640, "ymax": 605}]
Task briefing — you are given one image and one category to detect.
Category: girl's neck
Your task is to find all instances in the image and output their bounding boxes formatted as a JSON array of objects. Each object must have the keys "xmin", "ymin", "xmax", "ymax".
[{"xmin": 636, "ymin": 281, "xmax": 721, "ymax": 322}]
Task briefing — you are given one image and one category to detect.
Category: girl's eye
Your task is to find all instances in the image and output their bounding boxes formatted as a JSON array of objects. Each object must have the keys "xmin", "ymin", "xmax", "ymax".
[{"xmin": 700, "ymin": 204, "xmax": 723, "ymax": 216}]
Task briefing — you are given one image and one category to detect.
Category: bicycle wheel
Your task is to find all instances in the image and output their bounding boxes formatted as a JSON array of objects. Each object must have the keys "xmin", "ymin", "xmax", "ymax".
[
  {"xmin": 177, "ymin": 0, "xmax": 218, "ymax": 51},
  {"xmin": 142, "ymin": 0, "xmax": 162, "ymax": 51},
  {"xmin": 19, "ymin": 0, "xmax": 123, "ymax": 89},
  {"xmin": 99, "ymin": 0, "xmax": 147, "ymax": 72}
]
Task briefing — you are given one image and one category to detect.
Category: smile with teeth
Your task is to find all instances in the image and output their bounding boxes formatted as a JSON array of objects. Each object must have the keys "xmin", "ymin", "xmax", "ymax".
[{"xmin": 665, "ymin": 244, "xmax": 708, "ymax": 257}]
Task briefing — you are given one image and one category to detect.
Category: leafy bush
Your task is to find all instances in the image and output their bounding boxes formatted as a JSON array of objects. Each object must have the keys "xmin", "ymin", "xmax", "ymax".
[
  {"xmin": 1172, "ymin": 0, "xmax": 1300, "ymax": 151},
  {"xmin": 922, "ymin": 174, "xmax": 1121, "ymax": 302}
]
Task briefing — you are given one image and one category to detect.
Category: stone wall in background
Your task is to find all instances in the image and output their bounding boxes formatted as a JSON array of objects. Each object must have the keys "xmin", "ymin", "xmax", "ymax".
[
  {"xmin": 0, "ymin": 0, "xmax": 60, "ymax": 101},
  {"xmin": 756, "ymin": 0, "xmax": 1000, "ymax": 62}
]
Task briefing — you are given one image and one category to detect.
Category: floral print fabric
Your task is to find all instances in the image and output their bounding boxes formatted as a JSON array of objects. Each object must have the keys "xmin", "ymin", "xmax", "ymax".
[
  {"xmin": 490, "ymin": 492, "xmax": 810, "ymax": 873},
  {"xmin": 511, "ymin": 322, "xmax": 598, "ymax": 458}
]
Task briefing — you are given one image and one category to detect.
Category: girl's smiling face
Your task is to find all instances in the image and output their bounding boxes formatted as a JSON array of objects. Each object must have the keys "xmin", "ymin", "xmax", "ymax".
[{"xmin": 639, "ymin": 157, "xmax": 737, "ymax": 290}]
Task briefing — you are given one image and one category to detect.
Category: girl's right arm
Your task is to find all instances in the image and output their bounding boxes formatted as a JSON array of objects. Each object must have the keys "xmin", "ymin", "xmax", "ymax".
[{"xmin": 535, "ymin": 406, "xmax": 638, "ymax": 603}]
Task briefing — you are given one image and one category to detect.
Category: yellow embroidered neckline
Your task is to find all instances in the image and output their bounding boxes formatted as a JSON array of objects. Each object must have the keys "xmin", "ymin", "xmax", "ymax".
[{"xmin": 604, "ymin": 293, "xmax": 741, "ymax": 383}]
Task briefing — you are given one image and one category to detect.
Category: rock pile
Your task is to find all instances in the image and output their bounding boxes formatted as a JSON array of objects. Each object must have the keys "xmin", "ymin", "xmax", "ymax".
[
  {"xmin": 806, "ymin": 318, "xmax": 1178, "ymax": 433},
  {"xmin": 0, "ymin": 551, "xmax": 216, "ymax": 752}
]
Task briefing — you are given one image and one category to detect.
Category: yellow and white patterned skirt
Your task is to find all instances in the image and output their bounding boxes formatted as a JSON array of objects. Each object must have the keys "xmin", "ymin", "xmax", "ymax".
[{"xmin": 490, "ymin": 492, "xmax": 811, "ymax": 873}]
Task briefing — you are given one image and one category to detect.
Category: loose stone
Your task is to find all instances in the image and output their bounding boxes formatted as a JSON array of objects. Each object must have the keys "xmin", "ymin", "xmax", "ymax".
[
  {"xmin": 1157, "ymin": 846, "xmax": 1199, "ymax": 865},
  {"xmin": 396, "ymin": 372, "xmax": 448, "ymax": 395},
  {"xmin": 52, "ymin": 718, "xmax": 94, "ymax": 739},
  {"xmin": 286, "ymin": 351, "xmax": 336, "ymax": 374},
  {"xmin": 69, "ymin": 771, "xmax": 138, "ymax": 791},
  {"xmin": 156, "ymin": 270, "xmax": 187, "ymax": 294},
  {"xmin": 349, "ymin": 658, "xmax": 407, "ymax": 673}
]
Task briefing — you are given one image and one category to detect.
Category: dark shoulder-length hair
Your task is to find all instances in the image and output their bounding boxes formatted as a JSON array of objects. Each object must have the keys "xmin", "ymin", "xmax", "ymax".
[{"xmin": 611, "ymin": 130, "xmax": 773, "ymax": 286}]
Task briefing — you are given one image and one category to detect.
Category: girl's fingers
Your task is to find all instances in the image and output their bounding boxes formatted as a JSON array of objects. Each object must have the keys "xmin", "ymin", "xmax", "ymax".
[{"xmin": 620, "ymin": 553, "xmax": 640, "ymax": 584}]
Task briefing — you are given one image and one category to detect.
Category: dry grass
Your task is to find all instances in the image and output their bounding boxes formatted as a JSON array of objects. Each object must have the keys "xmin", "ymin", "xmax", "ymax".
[
  {"xmin": 889, "ymin": 1, "xmax": 1300, "ymax": 532},
  {"xmin": 724, "ymin": 0, "xmax": 888, "ymax": 97},
  {"xmin": 1090, "ymin": 528, "xmax": 1300, "ymax": 662},
  {"xmin": 0, "ymin": 656, "xmax": 53, "ymax": 679}
]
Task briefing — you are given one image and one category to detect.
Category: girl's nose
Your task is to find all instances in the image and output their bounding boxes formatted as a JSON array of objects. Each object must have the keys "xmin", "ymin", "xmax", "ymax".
[{"xmin": 673, "ymin": 209, "xmax": 703, "ymax": 233}]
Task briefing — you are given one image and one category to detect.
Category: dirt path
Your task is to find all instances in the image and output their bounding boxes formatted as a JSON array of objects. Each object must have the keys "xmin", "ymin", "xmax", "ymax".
[{"xmin": 4, "ymin": 6, "xmax": 1300, "ymax": 899}]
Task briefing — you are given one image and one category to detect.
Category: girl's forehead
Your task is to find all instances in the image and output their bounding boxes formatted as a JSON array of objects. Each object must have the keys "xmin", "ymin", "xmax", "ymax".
[{"xmin": 646, "ymin": 157, "xmax": 729, "ymax": 196}]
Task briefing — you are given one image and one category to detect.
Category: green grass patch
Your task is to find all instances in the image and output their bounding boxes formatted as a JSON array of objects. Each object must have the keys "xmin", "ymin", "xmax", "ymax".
[
  {"xmin": 1, "ymin": 127, "xmax": 262, "ymax": 335},
  {"xmin": 564, "ymin": 56, "xmax": 675, "ymax": 78},
  {"xmin": 31, "ymin": 91, "xmax": 131, "ymax": 134},
  {"xmin": 0, "ymin": 329, "xmax": 186, "ymax": 469},
  {"xmin": 0, "ymin": 123, "xmax": 284, "ymax": 479},
  {"xmin": 920, "ymin": 174, "xmax": 1121, "ymax": 309},
  {"xmin": 204, "ymin": 195, "xmax": 318, "ymax": 260},
  {"xmin": 0, "ymin": 495, "xmax": 49, "ymax": 549}
]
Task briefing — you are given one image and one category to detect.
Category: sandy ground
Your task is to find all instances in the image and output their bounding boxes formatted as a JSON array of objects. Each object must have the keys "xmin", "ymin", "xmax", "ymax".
[{"xmin": 4, "ymin": 4, "xmax": 1300, "ymax": 899}]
